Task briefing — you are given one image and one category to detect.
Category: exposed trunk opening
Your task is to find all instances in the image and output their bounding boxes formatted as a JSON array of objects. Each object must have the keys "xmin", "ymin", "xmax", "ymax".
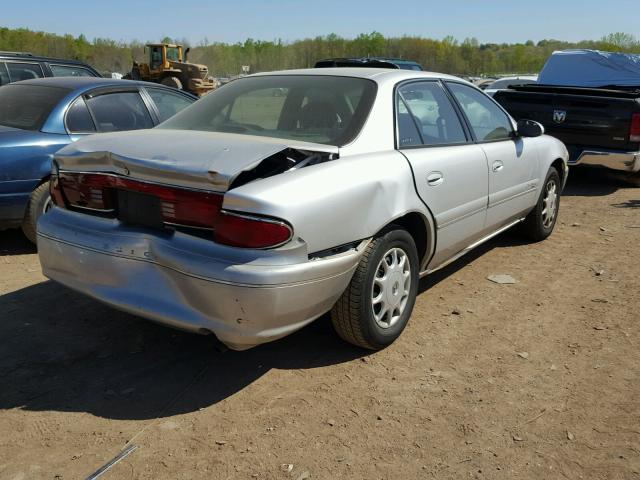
[{"xmin": 229, "ymin": 148, "xmax": 338, "ymax": 190}]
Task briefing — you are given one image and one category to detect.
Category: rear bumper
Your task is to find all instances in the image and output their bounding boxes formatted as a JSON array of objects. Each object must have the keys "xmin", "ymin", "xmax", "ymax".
[
  {"xmin": 570, "ymin": 149, "xmax": 640, "ymax": 172},
  {"xmin": 37, "ymin": 208, "xmax": 363, "ymax": 350}
]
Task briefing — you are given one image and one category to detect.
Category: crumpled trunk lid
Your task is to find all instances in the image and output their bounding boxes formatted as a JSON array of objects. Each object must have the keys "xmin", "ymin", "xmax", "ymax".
[{"xmin": 54, "ymin": 129, "xmax": 339, "ymax": 192}]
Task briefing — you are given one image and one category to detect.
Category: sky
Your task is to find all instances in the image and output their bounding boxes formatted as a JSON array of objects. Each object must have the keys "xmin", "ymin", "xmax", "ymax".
[{"xmin": 2, "ymin": 0, "xmax": 637, "ymax": 45}]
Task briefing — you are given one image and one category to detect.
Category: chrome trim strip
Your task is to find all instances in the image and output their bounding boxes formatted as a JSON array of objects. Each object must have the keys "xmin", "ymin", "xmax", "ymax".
[
  {"xmin": 71, "ymin": 205, "xmax": 115, "ymax": 213},
  {"xmin": 421, "ymin": 217, "xmax": 524, "ymax": 277},
  {"xmin": 164, "ymin": 222, "xmax": 214, "ymax": 232}
]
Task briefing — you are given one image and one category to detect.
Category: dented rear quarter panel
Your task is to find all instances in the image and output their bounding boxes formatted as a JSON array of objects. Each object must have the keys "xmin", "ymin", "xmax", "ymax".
[{"xmin": 222, "ymin": 149, "xmax": 435, "ymax": 260}]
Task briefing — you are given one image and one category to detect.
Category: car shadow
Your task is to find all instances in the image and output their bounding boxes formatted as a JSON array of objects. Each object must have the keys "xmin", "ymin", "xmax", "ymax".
[
  {"xmin": 612, "ymin": 199, "xmax": 640, "ymax": 208},
  {"xmin": 562, "ymin": 166, "xmax": 631, "ymax": 197},
  {"xmin": 417, "ymin": 230, "xmax": 529, "ymax": 295},
  {"xmin": 0, "ymin": 229, "xmax": 35, "ymax": 256},
  {"xmin": 0, "ymin": 228, "xmax": 541, "ymax": 421},
  {"xmin": 0, "ymin": 280, "xmax": 366, "ymax": 420}
]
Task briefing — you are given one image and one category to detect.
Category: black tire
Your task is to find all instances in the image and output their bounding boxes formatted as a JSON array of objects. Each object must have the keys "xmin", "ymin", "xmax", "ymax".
[
  {"xmin": 331, "ymin": 228, "xmax": 420, "ymax": 350},
  {"xmin": 22, "ymin": 182, "xmax": 52, "ymax": 244},
  {"xmin": 520, "ymin": 167, "xmax": 561, "ymax": 241},
  {"xmin": 161, "ymin": 76, "xmax": 183, "ymax": 90}
]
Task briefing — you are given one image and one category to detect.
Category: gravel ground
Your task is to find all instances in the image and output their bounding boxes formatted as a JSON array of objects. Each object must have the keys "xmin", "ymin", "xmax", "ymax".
[{"xmin": 0, "ymin": 168, "xmax": 638, "ymax": 480}]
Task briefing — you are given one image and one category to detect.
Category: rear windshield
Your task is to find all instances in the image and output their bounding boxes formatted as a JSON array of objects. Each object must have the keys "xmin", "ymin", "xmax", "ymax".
[
  {"xmin": 158, "ymin": 75, "xmax": 377, "ymax": 146},
  {"xmin": 0, "ymin": 84, "xmax": 68, "ymax": 131}
]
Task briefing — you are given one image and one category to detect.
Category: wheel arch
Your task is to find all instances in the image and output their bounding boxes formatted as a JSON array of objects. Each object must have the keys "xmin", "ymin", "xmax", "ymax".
[
  {"xmin": 377, "ymin": 210, "xmax": 436, "ymax": 271},
  {"xmin": 551, "ymin": 158, "xmax": 566, "ymax": 187}
]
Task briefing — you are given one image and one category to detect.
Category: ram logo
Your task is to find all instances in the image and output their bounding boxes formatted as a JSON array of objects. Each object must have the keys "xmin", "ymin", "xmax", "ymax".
[{"xmin": 553, "ymin": 110, "xmax": 567, "ymax": 124}]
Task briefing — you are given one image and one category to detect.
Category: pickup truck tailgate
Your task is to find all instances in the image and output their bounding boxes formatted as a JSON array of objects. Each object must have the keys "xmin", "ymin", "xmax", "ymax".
[{"xmin": 494, "ymin": 86, "xmax": 640, "ymax": 157}]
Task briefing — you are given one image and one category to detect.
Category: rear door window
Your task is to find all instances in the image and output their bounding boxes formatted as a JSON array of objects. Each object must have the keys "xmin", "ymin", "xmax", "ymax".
[
  {"xmin": 86, "ymin": 92, "xmax": 153, "ymax": 132},
  {"xmin": 145, "ymin": 88, "xmax": 194, "ymax": 123},
  {"xmin": 50, "ymin": 64, "xmax": 97, "ymax": 78},
  {"xmin": 396, "ymin": 81, "xmax": 467, "ymax": 147},
  {"xmin": 5, "ymin": 62, "xmax": 44, "ymax": 82}
]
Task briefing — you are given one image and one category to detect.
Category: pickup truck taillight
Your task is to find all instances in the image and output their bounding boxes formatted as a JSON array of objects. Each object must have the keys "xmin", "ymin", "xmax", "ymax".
[
  {"xmin": 53, "ymin": 171, "xmax": 292, "ymax": 249},
  {"xmin": 631, "ymin": 113, "xmax": 640, "ymax": 143}
]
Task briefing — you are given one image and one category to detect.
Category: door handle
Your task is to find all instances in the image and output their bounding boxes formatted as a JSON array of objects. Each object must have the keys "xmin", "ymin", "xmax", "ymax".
[
  {"xmin": 427, "ymin": 172, "xmax": 444, "ymax": 186},
  {"xmin": 492, "ymin": 160, "xmax": 504, "ymax": 172}
]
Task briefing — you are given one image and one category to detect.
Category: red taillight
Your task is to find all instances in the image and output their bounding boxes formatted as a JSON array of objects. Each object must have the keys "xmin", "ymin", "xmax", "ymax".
[
  {"xmin": 56, "ymin": 171, "xmax": 292, "ymax": 249},
  {"xmin": 59, "ymin": 172, "xmax": 114, "ymax": 211},
  {"xmin": 213, "ymin": 212, "xmax": 292, "ymax": 249},
  {"xmin": 58, "ymin": 172, "xmax": 222, "ymax": 228},
  {"xmin": 630, "ymin": 113, "xmax": 640, "ymax": 143},
  {"xmin": 49, "ymin": 174, "xmax": 65, "ymax": 206}
]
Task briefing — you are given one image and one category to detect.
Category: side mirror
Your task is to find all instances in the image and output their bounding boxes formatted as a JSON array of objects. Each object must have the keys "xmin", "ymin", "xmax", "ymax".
[{"xmin": 516, "ymin": 119, "xmax": 544, "ymax": 137}]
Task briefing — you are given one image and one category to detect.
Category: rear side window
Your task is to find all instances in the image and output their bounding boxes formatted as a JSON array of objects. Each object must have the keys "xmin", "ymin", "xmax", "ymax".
[
  {"xmin": 0, "ymin": 62, "xmax": 9, "ymax": 85},
  {"xmin": 5, "ymin": 62, "xmax": 44, "ymax": 82},
  {"xmin": 66, "ymin": 97, "xmax": 96, "ymax": 133},
  {"xmin": 0, "ymin": 84, "xmax": 68, "ymax": 131},
  {"xmin": 446, "ymin": 82, "xmax": 513, "ymax": 141},
  {"xmin": 86, "ymin": 92, "xmax": 153, "ymax": 132},
  {"xmin": 396, "ymin": 81, "xmax": 467, "ymax": 147},
  {"xmin": 146, "ymin": 88, "xmax": 194, "ymax": 123},
  {"xmin": 50, "ymin": 64, "xmax": 97, "ymax": 78}
]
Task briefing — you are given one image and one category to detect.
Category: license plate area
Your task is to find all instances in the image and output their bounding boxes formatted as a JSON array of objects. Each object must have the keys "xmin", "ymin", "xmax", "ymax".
[{"xmin": 116, "ymin": 190, "xmax": 165, "ymax": 229}]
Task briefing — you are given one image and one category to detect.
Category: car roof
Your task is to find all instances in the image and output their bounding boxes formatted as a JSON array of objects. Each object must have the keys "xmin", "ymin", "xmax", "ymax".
[
  {"xmin": 10, "ymin": 76, "xmax": 195, "ymax": 96},
  {"xmin": 251, "ymin": 67, "xmax": 467, "ymax": 85},
  {"xmin": 0, "ymin": 52, "xmax": 96, "ymax": 66}
]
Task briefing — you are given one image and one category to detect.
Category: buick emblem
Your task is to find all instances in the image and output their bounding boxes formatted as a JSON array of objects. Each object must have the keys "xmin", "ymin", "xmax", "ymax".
[{"xmin": 553, "ymin": 110, "xmax": 567, "ymax": 124}]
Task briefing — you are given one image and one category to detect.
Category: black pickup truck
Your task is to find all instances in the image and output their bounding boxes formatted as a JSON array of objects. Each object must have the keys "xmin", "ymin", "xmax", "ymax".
[{"xmin": 494, "ymin": 50, "xmax": 640, "ymax": 184}]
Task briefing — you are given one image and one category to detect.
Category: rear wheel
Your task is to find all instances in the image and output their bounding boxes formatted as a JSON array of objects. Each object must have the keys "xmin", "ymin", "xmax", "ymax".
[
  {"xmin": 331, "ymin": 228, "xmax": 419, "ymax": 350},
  {"xmin": 161, "ymin": 76, "xmax": 183, "ymax": 90},
  {"xmin": 22, "ymin": 182, "xmax": 52, "ymax": 244},
  {"xmin": 520, "ymin": 167, "xmax": 560, "ymax": 241}
]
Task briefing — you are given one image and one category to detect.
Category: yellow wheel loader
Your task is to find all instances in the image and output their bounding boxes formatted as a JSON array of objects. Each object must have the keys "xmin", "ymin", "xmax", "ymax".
[{"xmin": 127, "ymin": 43, "xmax": 215, "ymax": 97}]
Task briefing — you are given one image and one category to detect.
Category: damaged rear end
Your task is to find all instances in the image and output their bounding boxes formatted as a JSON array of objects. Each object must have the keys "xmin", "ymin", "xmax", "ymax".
[
  {"xmin": 37, "ymin": 129, "xmax": 361, "ymax": 350},
  {"xmin": 48, "ymin": 129, "xmax": 338, "ymax": 248}
]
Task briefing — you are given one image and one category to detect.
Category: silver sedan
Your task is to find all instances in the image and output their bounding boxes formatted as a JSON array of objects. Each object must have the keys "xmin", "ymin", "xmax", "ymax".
[{"xmin": 38, "ymin": 68, "xmax": 569, "ymax": 350}]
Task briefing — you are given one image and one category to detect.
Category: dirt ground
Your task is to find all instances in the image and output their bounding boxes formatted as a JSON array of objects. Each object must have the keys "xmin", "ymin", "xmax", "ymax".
[{"xmin": 0, "ymin": 168, "xmax": 638, "ymax": 480}]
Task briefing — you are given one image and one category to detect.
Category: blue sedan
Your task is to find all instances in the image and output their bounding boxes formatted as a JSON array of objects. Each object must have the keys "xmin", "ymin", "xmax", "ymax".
[{"xmin": 0, "ymin": 77, "xmax": 196, "ymax": 242}]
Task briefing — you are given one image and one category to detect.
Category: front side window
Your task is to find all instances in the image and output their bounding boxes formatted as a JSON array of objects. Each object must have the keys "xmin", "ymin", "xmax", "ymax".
[
  {"xmin": 0, "ymin": 84, "xmax": 68, "ymax": 131},
  {"xmin": 146, "ymin": 88, "xmax": 194, "ymax": 122},
  {"xmin": 5, "ymin": 62, "xmax": 44, "ymax": 82},
  {"xmin": 86, "ymin": 92, "xmax": 153, "ymax": 132},
  {"xmin": 396, "ymin": 81, "xmax": 467, "ymax": 147},
  {"xmin": 158, "ymin": 75, "xmax": 377, "ymax": 146},
  {"xmin": 446, "ymin": 82, "xmax": 513, "ymax": 141},
  {"xmin": 50, "ymin": 64, "xmax": 97, "ymax": 78}
]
